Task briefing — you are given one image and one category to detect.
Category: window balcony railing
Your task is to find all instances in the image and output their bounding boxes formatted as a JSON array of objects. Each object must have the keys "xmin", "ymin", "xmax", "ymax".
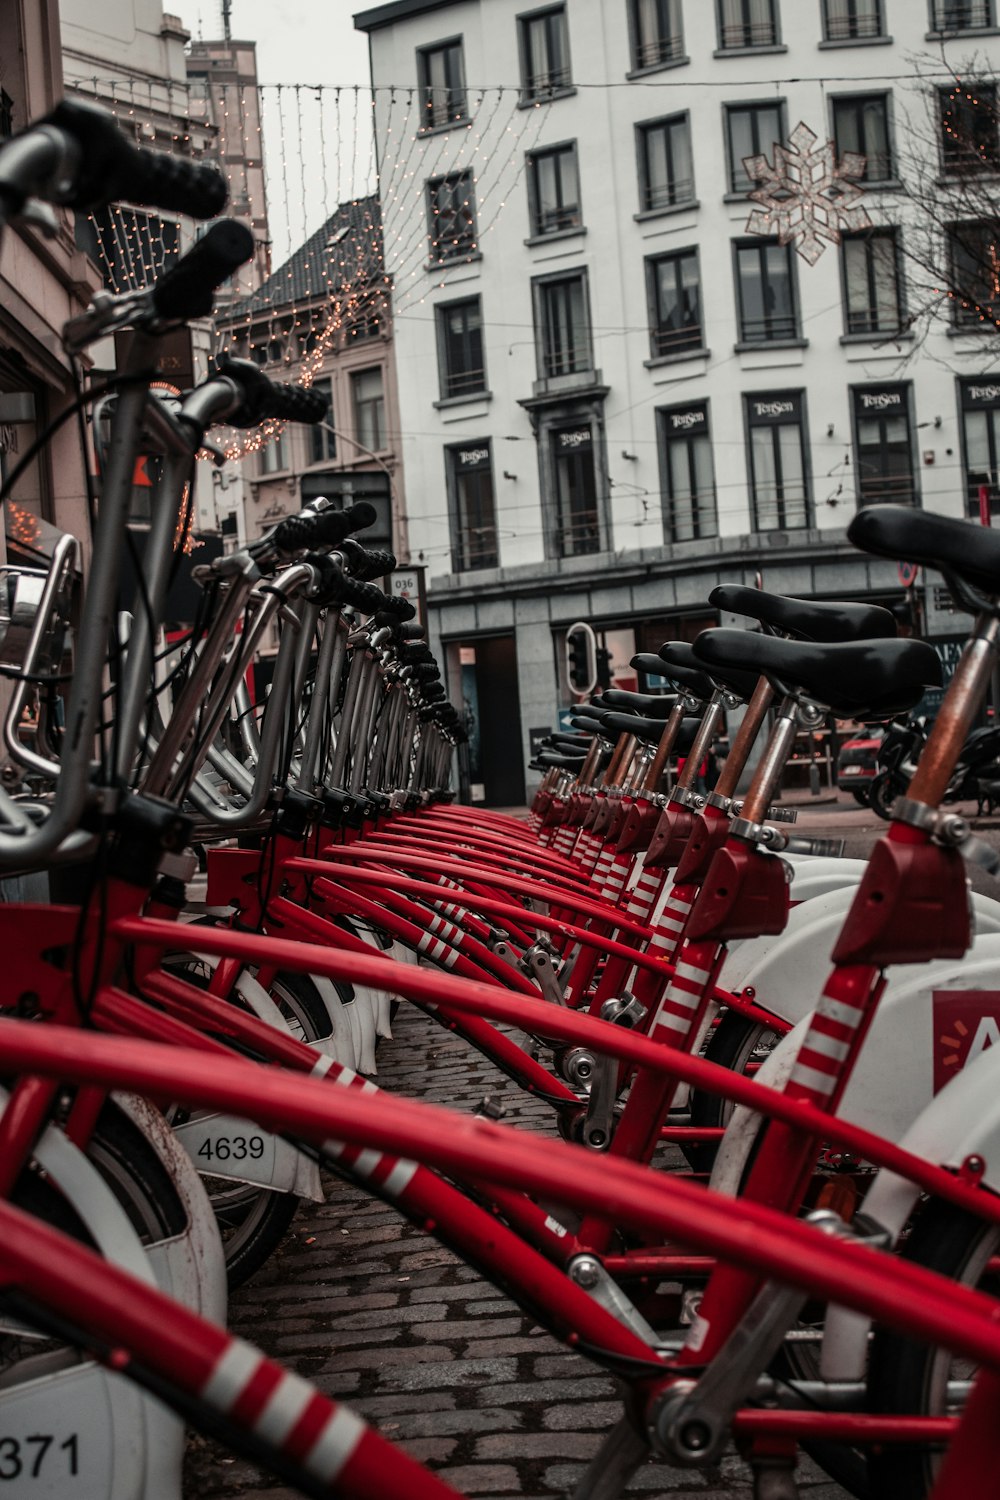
[
  {"xmin": 422, "ymin": 91, "xmax": 467, "ymax": 128},
  {"xmin": 719, "ymin": 18, "xmax": 778, "ymax": 48},
  {"xmin": 933, "ymin": 1, "xmax": 991, "ymax": 28},
  {"xmin": 644, "ymin": 176, "xmax": 694, "ymax": 211},
  {"xmin": 739, "ymin": 312, "xmax": 798, "ymax": 343},
  {"xmin": 665, "ymin": 494, "xmax": 719, "ymax": 544},
  {"xmin": 635, "ymin": 32, "xmax": 685, "ymax": 66},
  {"xmin": 443, "ymin": 367, "xmax": 486, "ymax": 399},
  {"xmin": 825, "ymin": 11, "xmax": 882, "ymax": 39},
  {"xmin": 652, "ymin": 321, "xmax": 703, "ymax": 356},
  {"xmin": 523, "ymin": 67, "xmax": 571, "ymax": 100},
  {"xmin": 857, "ymin": 473, "xmax": 917, "ymax": 504},
  {"xmin": 543, "ymin": 342, "xmax": 591, "ymax": 378},
  {"xmin": 536, "ymin": 204, "xmax": 582, "ymax": 234},
  {"xmin": 454, "ymin": 527, "xmax": 499, "ymax": 571},
  {"xmin": 555, "ymin": 513, "xmax": 601, "ymax": 557}
]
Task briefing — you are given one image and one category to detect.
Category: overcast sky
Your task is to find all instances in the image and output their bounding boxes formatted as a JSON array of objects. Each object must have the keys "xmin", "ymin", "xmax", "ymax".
[
  {"xmin": 193, "ymin": 1, "xmax": 372, "ymax": 88},
  {"xmin": 190, "ymin": 2, "xmax": 378, "ymax": 259}
]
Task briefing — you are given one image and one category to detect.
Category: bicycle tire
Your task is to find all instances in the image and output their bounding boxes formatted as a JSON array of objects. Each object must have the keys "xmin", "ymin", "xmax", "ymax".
[
  {"xmin": 159, "ymin": 945, "xmax": 332, "ymax": 1288},
  {"xmin": 88, "ymin": 1098, "xmax": 189, "ymax": 1245},
  {"xmin": 866, "ymin": 1199, "xmax": 999, "ymax": 1498},
  {"xmin": 684, "ymin": 1012, "xmax": 782, "ymax": 1172},
  {"xmin": 867, "ymin": 770, "xmax": 900, "ymax": 822}
]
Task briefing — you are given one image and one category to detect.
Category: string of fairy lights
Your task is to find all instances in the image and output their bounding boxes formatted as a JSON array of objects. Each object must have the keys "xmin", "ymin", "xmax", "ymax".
[{"xmin": 69, "ymin": 68, "xmax": 1000, "ymax": 484}]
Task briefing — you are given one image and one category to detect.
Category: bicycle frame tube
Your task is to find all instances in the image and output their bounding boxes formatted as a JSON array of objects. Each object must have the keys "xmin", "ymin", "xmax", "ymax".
[{"xmin": 6, "ymin": 1019, "xmax": 1000, "ymax": 1413}]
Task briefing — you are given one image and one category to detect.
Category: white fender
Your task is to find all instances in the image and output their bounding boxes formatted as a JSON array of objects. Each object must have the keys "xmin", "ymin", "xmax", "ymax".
[
  {"xmin": 302, "ymin": 974, "xmax": 358, "ymax": 1066},
  {"xmin": 0, "ymin": 1098, "xmax": 181, "ymax": 1499},
  {"xmin": 706, "ymin": 936, "xmax": 1000, "ymax": 1381},
  {"xmin": 719, "ymin": 889, "xmax": 1000, "ymax": 1031},
  {"xmin": 112, "ymin": 1094, "xmax": 227, "ymax": 1324},
  {"xmin": 784, "ymin": 855, "xmax": 870, "ymax": 904},
  {"xmin": 162, "ymin": 962, "xmax": 323, "ymax": 1201}
]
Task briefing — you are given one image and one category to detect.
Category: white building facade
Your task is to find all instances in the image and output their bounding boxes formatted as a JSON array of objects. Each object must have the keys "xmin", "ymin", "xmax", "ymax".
[{"xmin": 356, "ymin": 0, "xmax": 1000, "ymax": 804}]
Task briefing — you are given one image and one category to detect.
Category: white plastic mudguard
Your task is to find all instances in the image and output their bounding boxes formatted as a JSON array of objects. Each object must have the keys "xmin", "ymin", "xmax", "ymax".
[
  {"xmin": 112, "ymin": 1094, "xmax": 227, "ymax": 1323},
  {"xmin": 0, "ymin": 1100, "xmax": 182, "ymax": 1499},
  {"xmin": 705, "ymin": 935, "xmax": 1000, "ymax": 1381}
]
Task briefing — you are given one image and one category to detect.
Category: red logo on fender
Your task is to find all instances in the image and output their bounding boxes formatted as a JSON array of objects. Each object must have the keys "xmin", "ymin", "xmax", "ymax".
[{"xmin": 932, "ymin": 990, "xmax": 1000, "ymax": 1093}]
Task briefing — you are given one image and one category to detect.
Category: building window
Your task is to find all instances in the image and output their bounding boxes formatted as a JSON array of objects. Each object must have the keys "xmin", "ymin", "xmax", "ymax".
[
  {"xmin": 259, "ymin": 432, "xmax": 287, "ymax": 474},
  {"xmin": 553, "ymin": 424, "xmax": 601, "ymax": 556},
  {"xmin": 448, "ymin": 442, "xmax": 498, "ymax": 570},
  {"xmin": 745, "ymin": 392, "xmax": 810, "ymax": 531},
  {"xmin": 417, "ymin": 38, "xmax": 467, "ymax": 129},
  {"xmin": 309, "ymin": 378, "xmax": 336, "ymax": 462},
  {"xmin": 647, "ymin": 248, "xmax": 703, "ymax": 356},
  {"xmin": 726, "ymin": 102, "xmax": 784, "ymax": 194},
  {"xmin": 717, "ymin": 0, "xmax": 779, "ymax": 50},
  {"xmin": 352, "ymin": 367, "xmax": 386, "ymax": 452},
  {"xmin": 940, "ymin": 83, "xmax": 1000, "ymax": 173},
  {"xmin": 535, "ymin": 273, "xmax": 592, "ymax": 378},
  {"xmin": 426, "ymin": 172, "xmax": 477, "ymax": 263},
  {"xmin": 842, "ymin": 229, "xmax": 904, "ymax": 335},
  {"xmin": 852, "ymin": 385, "xmax": 917, "ymax": 505},
  {"xmin": 527, "ymin": 142, "xmax": 581, "ymax": 236},
  {"xmin": 948, "ymin": 221, "xmax": 1000, "ymax": 326},
  {"xmin": 832, "ymin": 94, "xmax": 893, "ymax": 181},
  {"xmin": 437, "ymin": 297, "xmax": 486, "ymax": 399},
  {"xmin": 822, "ymin": 0, "xmax": 884, "ymax": 39},
  {"xmin": 735, "ymin": 241, "xmax": 798, "ymax": 343},
  {"xmin": 658, "ymin": 402, "xmax": 718, "ymax": 542},
  {"xmin": 519, "ymin": 6, "xmax": 571, "ymax": 102},
  {"xmin": 628, "ymin": 0, "xmax": 684, "ymax": 69},
  {"xmin": 930, "ymin": 0, "xmax": 994, "ymax": 30},
  {"xmin": 637, "ymin": 114, "xmax": 694, "ymax": 212},
  {"xmin": 960, "ymin": 378, "xmax": 1000, "ymax": 517}
]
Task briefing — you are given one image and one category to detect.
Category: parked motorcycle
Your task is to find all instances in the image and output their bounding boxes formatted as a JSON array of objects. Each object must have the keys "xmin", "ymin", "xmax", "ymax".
[{"xmin": 868, "ymin": 712, "xmax": 1000, "ymax": 819}]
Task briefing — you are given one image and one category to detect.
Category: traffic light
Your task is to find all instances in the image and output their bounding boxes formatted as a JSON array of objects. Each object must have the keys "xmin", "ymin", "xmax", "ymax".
[
  {"xmin": 565, "ymin": 621, "xmax": 597, "ymax": 696},
  {"xmin": 595, "ymin": 645, "xmax": 612, "ymax": 691}
]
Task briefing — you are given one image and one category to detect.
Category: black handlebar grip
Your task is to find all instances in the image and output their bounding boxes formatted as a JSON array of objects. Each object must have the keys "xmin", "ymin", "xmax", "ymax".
[
  {"xmin": 46, "ymin": 100, "xmax": 227, "ymax": 218},
  {"xmin": 339, "ymin": 575, "xmax": 391, "ymax": 615},
  {"xmin": 260, "ymin": 380, "xmax": 329, "ymax": 425},
  {"xmin": 398, "ymin": 621, "xmax": 426, "ymax": 642},
  {"xmin": 338, "ymin": 539, "xmax": 397, "ymax": 581},
  {"xmin": 309, "ymin": 502, "xmax": 377, "ymax": 547},
  {"xmin": 399, "ymin": 643, "xmax": 434, "ymax": 665},
  {"xmin": 270, "ymin": 501, "xmax": 377, "ymax": 554},
  {"xmin": 374, "ymin": 593, "xmax": 416, "ymax": 623},
  {"xmin": 151, "ymin": 220, "xmax": 255, "ymax": 321}
]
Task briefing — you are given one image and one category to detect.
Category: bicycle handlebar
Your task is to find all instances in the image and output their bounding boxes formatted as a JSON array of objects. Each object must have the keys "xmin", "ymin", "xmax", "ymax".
[
  {"xmin": 214, "ymin": 356, "xmax": 329, "ymax": 428},
  {"xmin": 269, "ymin": 502, "xmax": 376, "ymax": 555},
  {"xmin": 0, "ymin": 99, "xmax": 227, "ymax": 220},
  {"xmin": 151, "ymin": 220, "xmax": 255, "ymax": 321},
  {"xmin": 339, "ymin": 537, "xmax": 397, "ymax": 580}
]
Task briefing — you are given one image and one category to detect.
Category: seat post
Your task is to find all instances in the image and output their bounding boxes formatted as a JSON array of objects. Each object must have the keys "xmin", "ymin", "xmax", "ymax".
[
  {"xmin": 906, "ymin": 613, "xmax": 1000, "ymax": 810},
  {"xmin": 735, "ymin": 695, "xmax": 801, "ymax": 826},
  {"xmin": 712, "ymin": 677, "xmax": 774, "ymax": 802}
]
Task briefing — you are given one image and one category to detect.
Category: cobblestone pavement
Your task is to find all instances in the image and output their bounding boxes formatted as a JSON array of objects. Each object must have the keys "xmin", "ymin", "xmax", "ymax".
[{"xmin": 184, "ymin": 992, "xmax": 853, "ymax": 1500}]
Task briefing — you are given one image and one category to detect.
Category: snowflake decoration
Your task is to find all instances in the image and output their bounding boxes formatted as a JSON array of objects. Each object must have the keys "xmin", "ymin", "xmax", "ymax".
[{"xmin": 743, "ymin": 121, "xmax": 872, "ymax": 266}]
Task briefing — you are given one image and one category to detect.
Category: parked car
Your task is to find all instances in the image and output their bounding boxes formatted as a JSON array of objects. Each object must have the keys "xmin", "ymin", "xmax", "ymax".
[{"xmin": 836, "ymin": 728, "xmax": 884, "ymax": 804}]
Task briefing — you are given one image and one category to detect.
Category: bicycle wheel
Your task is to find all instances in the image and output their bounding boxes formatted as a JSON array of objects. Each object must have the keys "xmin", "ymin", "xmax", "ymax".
[
  {"xmin": 88, "ymin": 1099, "xmax": 189, "ymax": 1246},
  {"xmin": 867, "ymin": 770, "xmax": 899, "ymax": 821},
  {"xmin": 866, "ymin": 1200, "xmax": 999, "ymax": 1499},
  {"xmin": 158, "ymin": 950, "xmax": 320, "ymax": 1289},
  {"xmin": 684, "ymin": 1012, "xmax": 782, "ymax": 1172}
]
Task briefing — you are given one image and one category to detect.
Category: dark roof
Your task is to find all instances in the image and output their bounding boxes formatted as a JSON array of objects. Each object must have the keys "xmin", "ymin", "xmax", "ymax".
[
  {"xmin": 354, "ymin": 0, "xmax": 466, "ymax": 33},
  {"xmin": 226, "ymin": 195, "xmax": 384, "ymax": 322}
]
